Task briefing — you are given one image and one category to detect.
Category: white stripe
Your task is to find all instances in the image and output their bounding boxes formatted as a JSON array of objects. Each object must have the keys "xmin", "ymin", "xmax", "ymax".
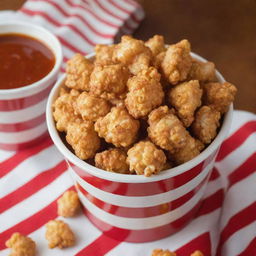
[
  {"xmin": 0, "ymin": 171, "xmax": 72, "ymax": 232},
  {"xmin": 104, "ymin": 0, "xmax": 130, "ymax": 19},
  {"xmin": 112, "ymin": 0, "xmax": 136, "ymax": 12},
  {"xmin": 0, "ymin": 150, "xmax": 15, "ymax": 162},
  {"xmin": 78, "ymin": 182, "xmax": 207, "ymax": 230},
  {"xmin": 0, "ymin": 98, "xmax": 47, "ymax": 124},
  {"xmin": 70, "ymin": 159, "xmax": 214, "ymax": 207}
]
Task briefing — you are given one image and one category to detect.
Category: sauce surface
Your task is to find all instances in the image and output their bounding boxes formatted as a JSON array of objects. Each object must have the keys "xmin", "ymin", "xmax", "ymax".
[{"xmin": 0, "ymin": 33, "xmax": 55, "ymax": 89}]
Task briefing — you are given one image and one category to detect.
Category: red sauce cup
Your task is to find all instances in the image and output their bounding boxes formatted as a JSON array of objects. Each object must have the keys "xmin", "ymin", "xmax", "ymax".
[
  {"xmin": 0, "ymin": 21, "xmax": 62, "ymax": 151},
  {"xmin": 46, "ymin": 53, "xmax": 233, "ymax": 243}
]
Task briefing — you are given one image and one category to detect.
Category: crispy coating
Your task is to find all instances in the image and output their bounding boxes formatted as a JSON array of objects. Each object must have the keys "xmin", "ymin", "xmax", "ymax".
[
  {"xmin": 95, "ymin": 148, "xmax": 129, "ymax": 173},
  {"xmin": 202, "ymin": 82, "xmax": 237, "ymax": 113},
  {"xmin": 89, "ymin": 63, "xmax": 129, "ymax": 100},
  {"xmin": 148, "ymin": 106, "xmax": 189, "ymax": 153},
  {"xmin": 45, "ymin": 220, "xmax": 75, "ymax": 249},
  {"xmin": 127, "ymin": 141, "xmax": 166, "ymax": 176},
  {"xmin": 145, "ymin": 35, "xmax": 166, "ymax": 57},
  {"xmin": 161, "ymin": 39, "xmax": 192, "ymax": 85},
  {"xmin": 5, "ymin": 233, "xmax": 36, "ymax": 256},
  {"xmin": 95, "ymin": 106, "xmax": 140, "ymax": 147},
  {"xmin": 113, "ymin": 35, "xmax": 152, "ymax": 75},
  {"xmin": 53, "ymin": 89, "xmax": 81, "ymax": 132},
  {"xmin": 162, "ymin": 160, "xmax": 174, "ymax": 170},
  {"xmin": 65, "ymin": 53, "xmax": 93, "ymax": 91},
  {"xmin": 66, "ymin": 120, "xmax": 100, "ymax": 160},
  {"xmin": 188, "ymin": 59, "xmax": 216, "ymax": 82},
  {"xmin": 168, "ymin": 80, "xmax": 202, "ymax": 127},
  {"xmin": 151, "ymin": 249, "xmax": 176, "ymax": 256},
  {"xmin": 190, "ymin": 250, "xmax": 204, "ymax": 256},
  {"xmin": 57, "ymin": 190, "xmax": 81, "ymax": 217},
  {"xmin": 95, "ymin": 44, "xmax": 116, "ymax": 65},
  {"xmin": 192, "ymin": 106, "xmax": 221, "ymax": 144},
  {"xmin": 125, "ymin": 67, "xmax": 164, "ymax": 118},
  {"xmin": 75, "ymin": 92, "xmax": 111, "ymax": 121}
]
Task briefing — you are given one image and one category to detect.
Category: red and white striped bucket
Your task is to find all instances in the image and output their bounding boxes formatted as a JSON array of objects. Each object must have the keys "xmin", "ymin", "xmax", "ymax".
[
  {"xmin": 46, "ymin": 53, "xmax": 233, "ymax": 243},
  {"xmin": 0, "ymin": 21, "xmax": 62, "ymax": 151}
]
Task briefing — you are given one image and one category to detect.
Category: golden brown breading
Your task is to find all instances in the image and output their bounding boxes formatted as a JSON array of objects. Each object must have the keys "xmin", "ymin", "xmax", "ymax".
[
  {"xmin": 95, "ymin": 106, "xmax": 140, "ymax": 147},
  {"xmin": 94, "ymin": 44, "xmax": 116, "ymax": 65},
  {"xmin": 192, "ymin": 106, "xmax": 221, "ymax": 144},
  {"xmin": 53, "ymin": 89, "xmax": 81, "ymax": 132},
  {"xmin": 95, "ymin": 148, "xmax": 129, "ymax": 173},
  {"xmin": 89, "ymin": 63, "xmax": 129, "ymax": 100},
  {"xmin": 66, "ymin": 120, "xmax": 100, "ymax": 160},
  {"xmin": 145, "ymin": 35, "xmax": 166, "ymax": 57},
  {"xmin": 151, "ymin": 249, "xmax": 176, "ymax": 256},
  {"xmin": 125, "ymin": 67, "xmax": 164, "ymax": 118},
  {"xmin": 148, "ymin": 106, "xmax": 189, "ymax": 153},
  {"xmin": 127, "ymin": 140, "xmax": 166, "ymax": 176},
  {"xmin": 113, "ymin": 35, "xmax": 152, "ymax": 75},
  {"xmin": 161, "ymin": 39, "xmax": 192, "ymax": 85},
  {"xmin": 65, "ymin": 53, "xmax": 94, "ymax": 91},
  {"xmin": 162, "ymin": 160, "xmax": 173, "ymax": 170},
  {"xmin": 5, "ymin": 233, "xmax": 36, "ymax": 256},
  {"xmin": 190, "ymin": 250, "xmax": 204, "ymax": 256},
  {"xmin": 202, "ymin": 82, "xmax": 237, "ymax": 113},
  {"xmin": 75, "ymin": 92, "xmax": 111, "ymax": 122},
  {"xmin": 168, "ymin": 80, "xmax": 202, "ymax": 127},
  {"xmin": 45, "ymin": 220, "xmax": 75, "ymax": 249},
  {"xmin": 57, "ymin": 190, "xmax": 81, "ymax": 217},
  {"xmin": 188, "ymin": 59, "xmax": 216, "ymax": 82}
]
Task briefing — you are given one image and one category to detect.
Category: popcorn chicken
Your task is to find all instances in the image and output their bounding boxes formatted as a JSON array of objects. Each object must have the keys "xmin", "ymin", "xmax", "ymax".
[
  {"xmin": 95, "ymin": 148, "xmax": 129, "ymax": 173},
  {"xmin": 66, "ymin": 120, "xmax": 100, "ymax": 160},
  {"xmin": 202, "ymin": 82, "xmax": 237, "ymax": 113},
  {"xmin": 161, "ymin": 39, "xmax": 192, "ymax": 85},
  {"xmin": 95, "ymin": 44, "xmax": 116, "ymax": 65},
  {"xmin": 45, "ymin": 220, "xmax": 75, "ymax": 249},
  {"xmin": 127, "ymin": 140, "xmax": 166, "ymax": 176},
  {"xmin": 148, "ymin": 106, "xmax": 189, "ymax": 153},
  {"xmin": 65, "ymin": 53, "xmax": 93, "ymax": 91},
  {"xmin": 57, "ymin": 190, "xmax": 81, "ymax": 217},
  {"xmin": 145, "ymin": 35, "xmax": 166, "ymax": 57},
  {"xmin": 125, "ymin": 67, "xmax": 164, "ymax": 118},
  {"xmin": 151, "ymin": 249, "xmax": 176, "ymax": 256},
  {"xmin": 75, "ymin": 92, "xmax": 111, "ymax": 122},
  {"xmin": 113, "ymin": 35, "xmax": 152, "ymax": 75},
  {"xmin": 5, "ymin": 233, "xmax": 36, "ymax": 256},
  {"xmin": 53, "ymin": 88, "xmax": 81, "ymax": 132},
  {"xmin": 89, "ymin": 63, "xmax": 129, "ymax": 100},
  {"xmin": 188, "ymin": 59, "xmax": 216, "ymax": 82},
  {"xmin": 192, "ymin": 106, "xmax": 221, "ymax": 144},
  {"xmin": 95, "ymin": 106, "xmax": 140, "ymax": 147},
  {"xmin": 168, "ymin": 80, "xmax": 202, "ymax": 127},
  {"xmin": 191, "ymin": 250, "xmax": 204, "ymax": 256}
]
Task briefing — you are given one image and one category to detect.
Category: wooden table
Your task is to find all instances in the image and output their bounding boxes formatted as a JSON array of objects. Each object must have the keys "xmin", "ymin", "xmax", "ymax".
[{"xmin": 1, "ymin": 0, "xmax": 255, "ymax": 113}]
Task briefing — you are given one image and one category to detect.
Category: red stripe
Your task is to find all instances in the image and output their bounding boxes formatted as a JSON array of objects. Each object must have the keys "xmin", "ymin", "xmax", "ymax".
[
  {"xmin": 0, "ymin": 161, "xmax": 67, "ymax": 213},
  {"xmin": 124, "ymin": 0, "xmax": 139, "ymax": 8},
  {"xmin": 217, "ymin": 121, "xmax": 256, "ymax": 161},
  {"xmin": 237, "ymin": 237, "xmax": 256, "ymax": 256},
  {"xmin": 0, "ymin": 137, "xmax": 52, "ymax": 178},
  {"xmin": 209, "ymin": 167, "xmax": 220, "ymax": 181}
]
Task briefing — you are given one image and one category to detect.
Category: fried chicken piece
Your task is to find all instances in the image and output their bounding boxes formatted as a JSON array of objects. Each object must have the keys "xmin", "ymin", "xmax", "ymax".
[
  {"xmin": 57, "ymin": 190, "xmax": 81, "ymax": 217},
  {"xmin": 191, "ymin": 250, "xmax": 204, "ymax": 256},
  {"xmin": 94, "ymin": 44, "xmax": 116, "ymax": 65},
  {"xmin": 192, "ymin": 106, "xmax": 221, "ymax": 144},
  {"xmin": 75, "ymin": 92, "xmax": 111, "ymax": 122},
  {"xmin": 5, "ymin": 233, "xmax": 36, "ymax": 256},
  {"xmin": 162, "ymin": 160, "xmax": 174, "ymax": 170},
  {"xmin": 151, "ymin": 249, "xmax": 176, "ymax": 256},
  {"xmin": 127, "ymin": 140, "xmax": 166, "ymax": 176},
  {"xmin": 125, "ymin": 67, "xmax": 164, "ymax": 118},
  {"xmin": 161, "ymin": 39, "xmax": 192, "ymax": 85},
  {"xmin": 95, "ymin": 148, "xmax": 129, "ymax": 173},
  {"xmin": 65, "ymin": 53, "xmax": 94, "ymax": 91},
  {"xmin": 202, "ymin": 82, "xmax": 237, "ymax": 113},
  {"xmin": 53, "ymin": 88, "xmax": 81, "ymax": 132},
  {"xmin": 66, "ymin": 120, "xmax": 100, "ymax": 160},
  {"xmin": 145, "ymin": 35, "xmax": 166, "ymax": 57},
  {"xmin": 45, "ymin": 220, "xmax": 75, "ymax": 249},
  {"xmin": 168, "ymin": 80, "xmax": 202, "ymax": 127},
  {"xmin": 95, "ymin": 106, "xmax": 140, "ymax": 147},
  {"xmin": 188, "ymin": 59, "xmax": 216, "ymax": 82},
  {"xmin": 113, "ymin": 35, "xmax": 152, "ymax": 75},
  {"xmin": 148, "ymin": 106, "xmax": 189, "ymax": 153},
  {"xmin": 89, "ymin": 63, "xmax": 129, "ymax": 100}
]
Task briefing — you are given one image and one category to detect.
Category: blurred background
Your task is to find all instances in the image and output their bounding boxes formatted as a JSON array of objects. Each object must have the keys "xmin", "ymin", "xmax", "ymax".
[{"xmin": 1, "ymin": 0, "xmax": 255, "ymax": 112}]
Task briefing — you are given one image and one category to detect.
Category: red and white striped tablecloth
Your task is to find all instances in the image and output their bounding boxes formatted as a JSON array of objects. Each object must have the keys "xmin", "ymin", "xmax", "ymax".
[{"xmin": 0, "ymin": 1, "xmax": 256, "ymax": 255}]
